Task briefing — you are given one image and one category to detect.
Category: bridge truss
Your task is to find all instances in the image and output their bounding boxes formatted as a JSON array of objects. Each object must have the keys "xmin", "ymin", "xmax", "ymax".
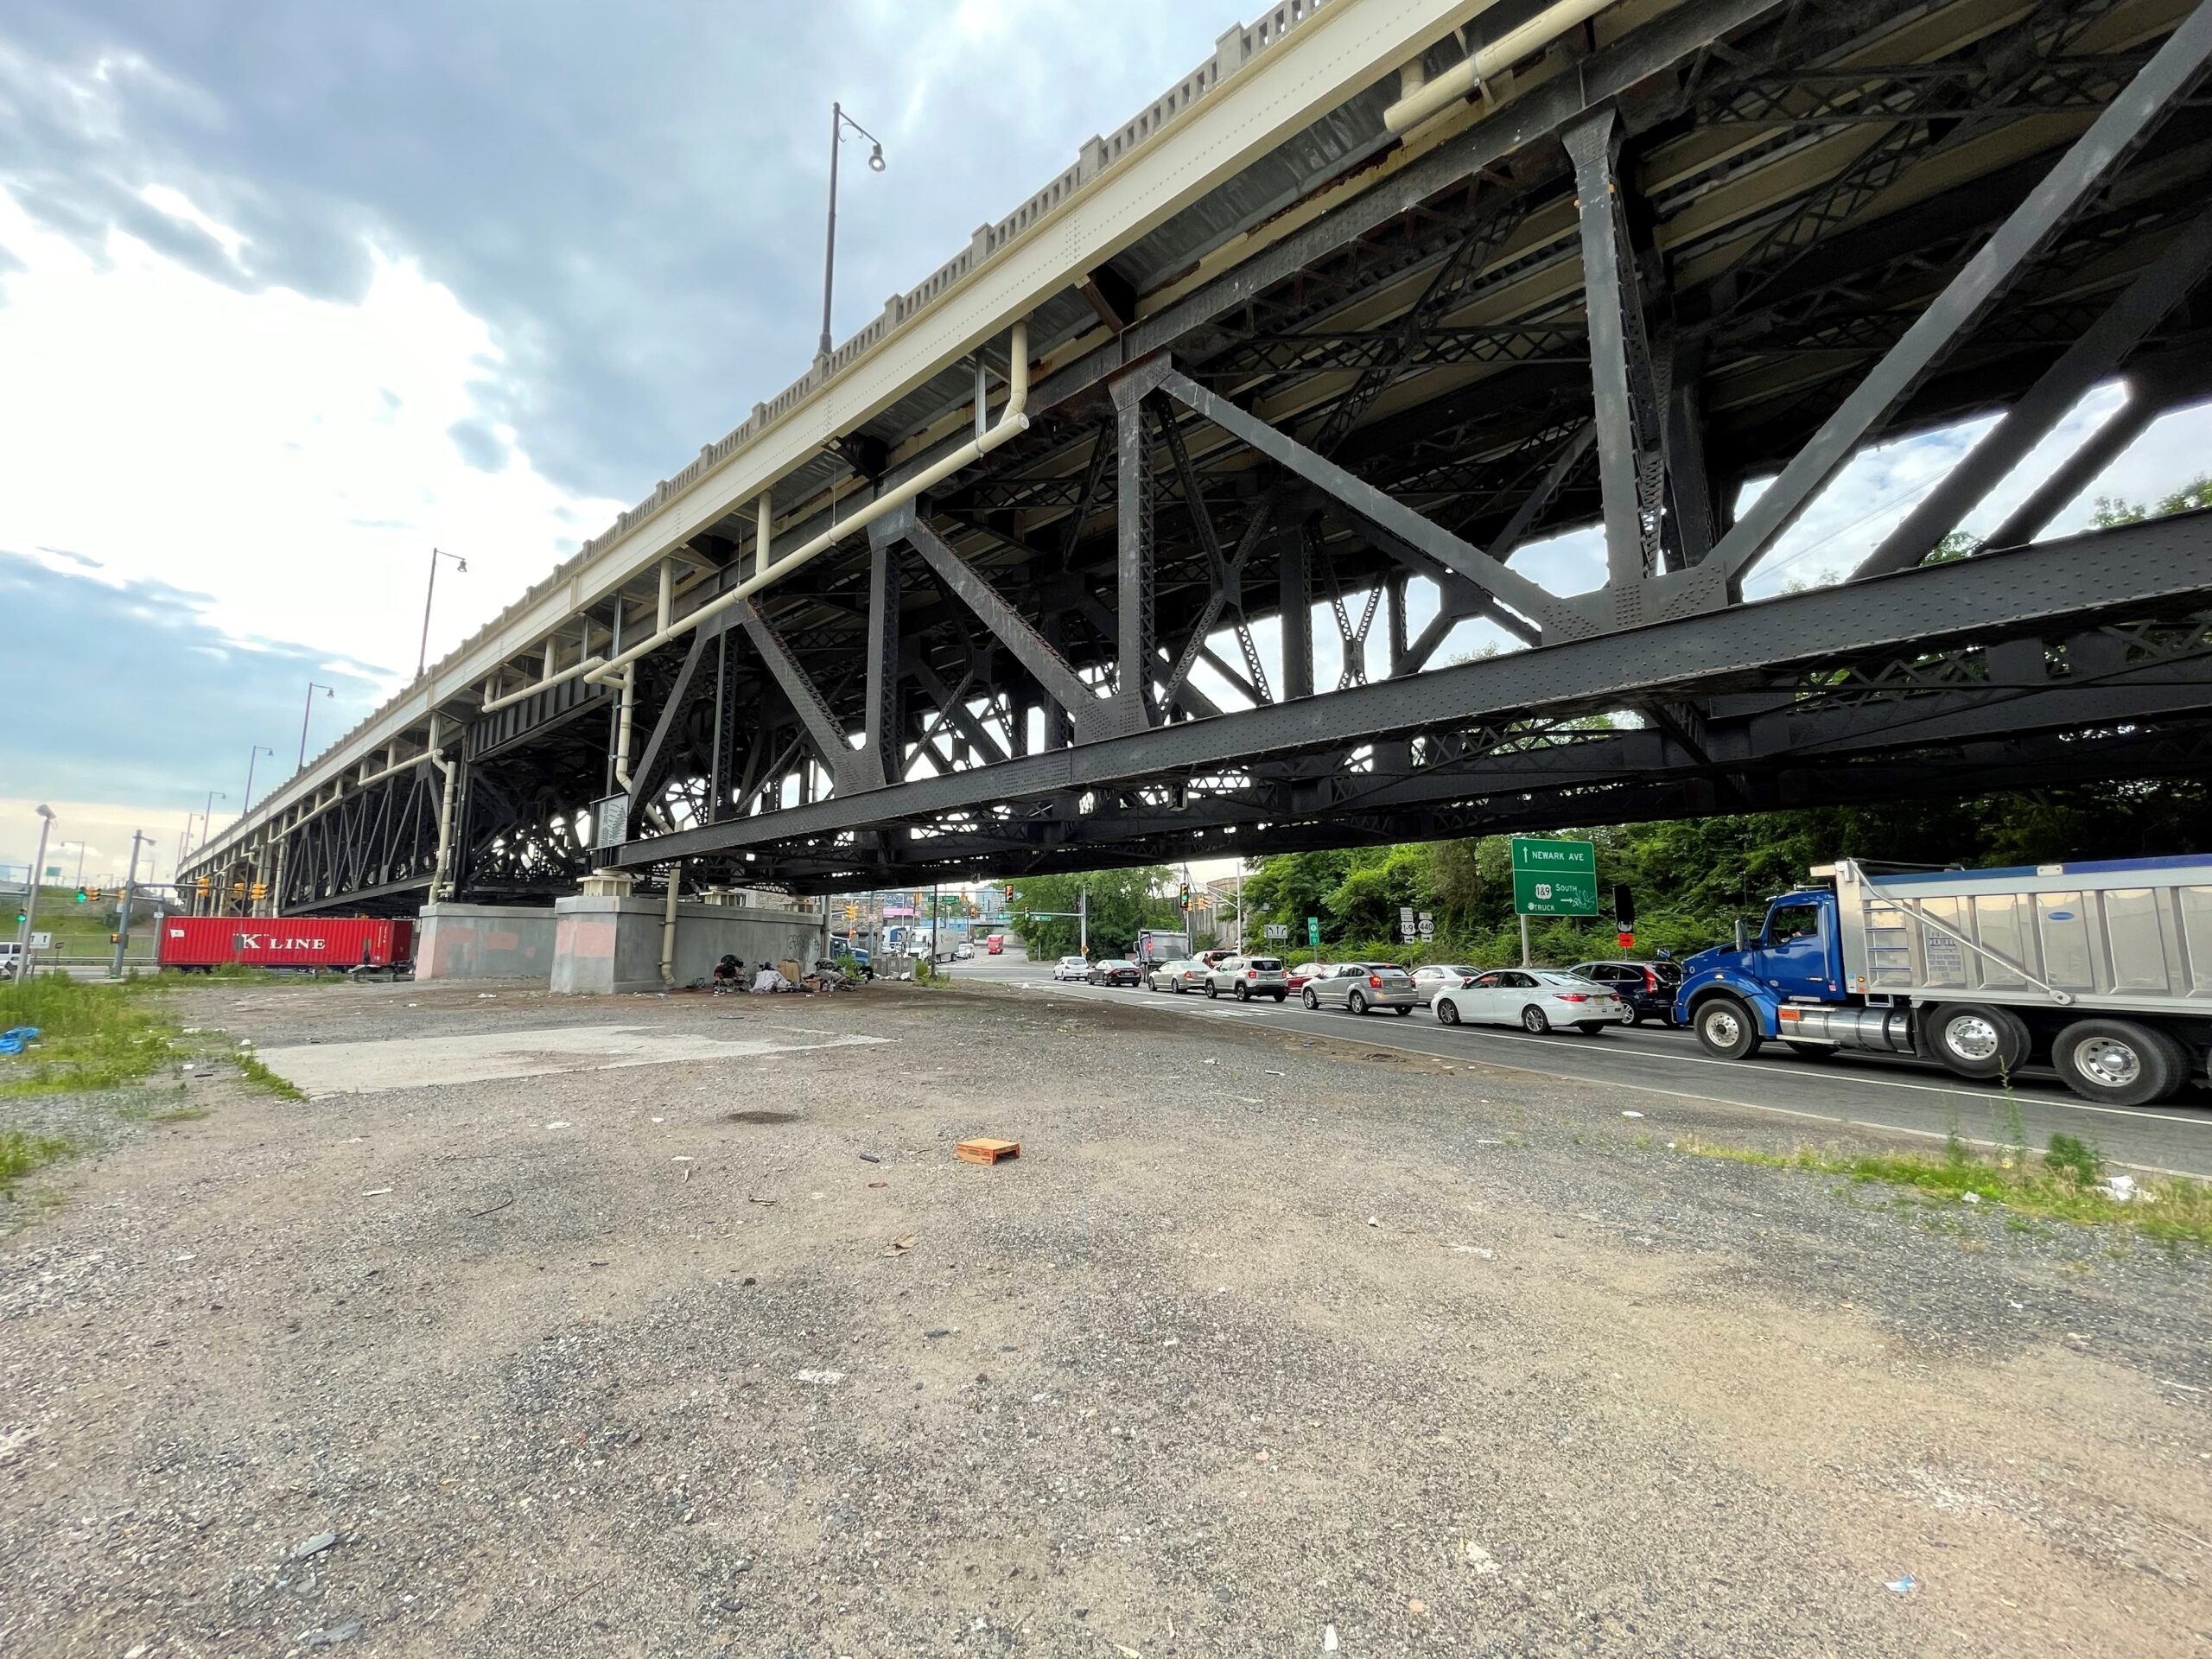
[{"xmin": 183, "ymin": 0, "xmax": 2212, "ymax": 915}]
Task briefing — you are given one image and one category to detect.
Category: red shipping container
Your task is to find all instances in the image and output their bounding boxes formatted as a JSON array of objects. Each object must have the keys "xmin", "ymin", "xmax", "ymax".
[{"xmin": 157, "ymin": 917, "xmax": 415, "ymax": 973}]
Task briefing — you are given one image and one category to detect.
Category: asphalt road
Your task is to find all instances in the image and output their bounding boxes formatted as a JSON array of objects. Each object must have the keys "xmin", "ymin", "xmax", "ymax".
[{"xmin": 948, "ymin": 954, "xmax": 2212, "ymax": 1178}]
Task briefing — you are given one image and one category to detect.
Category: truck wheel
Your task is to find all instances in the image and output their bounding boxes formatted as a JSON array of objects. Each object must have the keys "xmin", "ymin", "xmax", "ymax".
[
  {"xmin": 1923, "ymin": 1002, "xmax": 2031, "ymax": 1080},
  {"xmin": 2054, "ymin": 1019, "xmax": 2185, "ymax": 1107},
  {"xmin": 1694, "ymin": 996, "xmax": 1762, "ymax": 1060}
]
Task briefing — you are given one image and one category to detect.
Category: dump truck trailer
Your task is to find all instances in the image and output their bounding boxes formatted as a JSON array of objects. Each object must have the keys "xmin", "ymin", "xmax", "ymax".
[{"xmin": 1674, "ymin": 856, "xmax": 2211, "ymax": 1106}]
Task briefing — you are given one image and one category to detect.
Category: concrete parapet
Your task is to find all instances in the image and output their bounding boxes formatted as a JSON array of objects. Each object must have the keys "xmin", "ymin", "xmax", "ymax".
[{"xmin": 415, "ymin": 903, "xmax": 557, "ymax": 982}]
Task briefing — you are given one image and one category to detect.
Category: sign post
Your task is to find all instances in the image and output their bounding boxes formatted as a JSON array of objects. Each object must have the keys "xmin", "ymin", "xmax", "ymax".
[
  {"xmin": 1398, "ymin": 905, "xmax": 1416, "ymax": 944},
  {"xmin": 1510, "ymin": 836, "xmax": 1598, "ymax": 966},
  {"xmin": 1306, "ymin": 916, "xmax": 1320, "ymax": 947}
]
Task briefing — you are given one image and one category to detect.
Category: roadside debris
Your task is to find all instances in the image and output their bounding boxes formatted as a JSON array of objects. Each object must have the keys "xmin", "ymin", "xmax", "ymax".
[
  {"xmin": 1622, "ymin": 1110, "xmax": 1644, "ymax": 1119},
  {"xmin": 792, "ymin": 1369, "xmax": 845, "ymax": 1385},
  {"xmin": 956, "ymin": 1137, "xmax": 1020, "ymax": 1166},
  {"xmin": 859, "ymin": 1151, "xmax": 881, "ymax": 1163},
  {"xmin": 2100, "ymin": 1174, "xmax": 2140, "ymax": 1203},
  {"xmin": 544, "ymin": 1121, "xmax": 570, "ymax": 1130},
  {"xmin": 1885, "ymin": 1574, "xmax": 1917, "ymax": 1596},
  {"xmin": 1323, "ymin": 1623, "xmax": 1339, "ymax": 1651},
  {"xmin": 301, "ymin": 1623, "xmax": 363, "ymax": 1647},
  {"xmin": 0, "ymin": 1026, "xmax": 41, "ymax": 1056},
  {"xmin": 1465, "ymin": 1541, "xmax": 1500, "ymax": 1574},
  {"xmin": 884, "ymin": 1234, "xmax": 918, "ymax": 1257},
  {"xmin": 291, "ymin": 1530, "xmax": 340, "ymax": 1561},
  {"xmin": 359, "ymin": 1187, "xmax": 392, "ymax": 1198}
]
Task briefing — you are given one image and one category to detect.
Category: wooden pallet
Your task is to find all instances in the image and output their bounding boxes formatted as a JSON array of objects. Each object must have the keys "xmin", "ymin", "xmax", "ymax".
[{"xmin": 955, "ymin": 1137, "xmax": 1020, "ymax": 1166}]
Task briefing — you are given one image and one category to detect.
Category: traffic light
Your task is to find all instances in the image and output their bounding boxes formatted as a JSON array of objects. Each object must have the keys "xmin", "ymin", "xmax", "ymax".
[
  {"xmin": 1002, "ymin": 883, "xmax": 1014, "ymax": 901},
  {"xmin": 251, "ymin": 881, "xmax": 268, "ymax": 902},
  {"xmin": 91, "ymin": 887, "xmax": 105, "ymax": 903},
  {"xmin": 1178, "ymin": 880, "xmax": 1191, "ymax": 914},
  {"xmin": 73, "ymin": 887, "xmax": 87, "ymax": 905}
]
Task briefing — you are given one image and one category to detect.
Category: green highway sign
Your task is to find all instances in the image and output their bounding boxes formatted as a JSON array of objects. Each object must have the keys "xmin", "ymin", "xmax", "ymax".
[
  {"xmin": 1306, "ymin": 916, "xmax": 1320, "ymax": 946},
  {"xmin": 1510, "ymin": 836, "xmax": 1598, "ymax": 916}
]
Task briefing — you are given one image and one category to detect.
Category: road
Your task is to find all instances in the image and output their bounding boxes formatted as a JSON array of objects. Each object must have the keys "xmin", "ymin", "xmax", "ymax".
[{"xmin": 946, "ymin": 954, "xmax": 2212, "ymax": 1178}]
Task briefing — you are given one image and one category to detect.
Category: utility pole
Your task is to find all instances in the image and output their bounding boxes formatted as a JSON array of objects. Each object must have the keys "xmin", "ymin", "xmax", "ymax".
[
  {"xmin": 111, "ymin": 830, "xmax": 144, "ymax": 979},
  {"xmin": 1520, "ymin": 912, "xmax": 1532, "ymax": 969},
  {"xmin": 1078, "ymin": 886, "xmax": 1089, "ymax": 954},
  {"xmin": 16, "ymin": 804, "xmax": 55, "ymax": 979}
]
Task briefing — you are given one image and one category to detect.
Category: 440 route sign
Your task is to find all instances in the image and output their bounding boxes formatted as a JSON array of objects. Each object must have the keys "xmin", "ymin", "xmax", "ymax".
[{"xmin": 1510, "ymin": 836, "xmax": 1598, "ymax": 917}]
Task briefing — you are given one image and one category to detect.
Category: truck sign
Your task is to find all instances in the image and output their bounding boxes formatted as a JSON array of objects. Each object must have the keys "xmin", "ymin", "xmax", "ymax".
[{"xmin": 1511, "ymin": 836, "xmax": 1598, "ymax": 916}]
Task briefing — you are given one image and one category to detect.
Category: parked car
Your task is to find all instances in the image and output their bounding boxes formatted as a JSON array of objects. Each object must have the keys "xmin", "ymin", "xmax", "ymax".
[
  {"xmin": 1433, "ymin": 969, "xmax": 1627, "ymax": 1034},
  {"xmin": 1204, "ymin": 954, "xmax": 1287, "ymax": 1002},
  {"xmin": 1285, "ymin": 961, "xmax": 1330, "ymax": 991},
  {"xmin": 1147, "ymin": 957, "xmax": 1208, "ymax": 993},
  {"xmin": 1410, "ymin": 963, "xmax": 1478, "ymax": 1004},
  {"xmin": 1087, "ymin": 958, "xmax": 1142, "ymax": 987},
  {"xmin": 1052, "ymin": 955, "xmax": 1090, "ymax": 982},
  {"xmin": 1566, "ymin": 959, "xmax": 1682, "ymax": 1026},
  {"xmin": 1301, "ymin": 961, "xmax": 1419, "ymax": 1014}
]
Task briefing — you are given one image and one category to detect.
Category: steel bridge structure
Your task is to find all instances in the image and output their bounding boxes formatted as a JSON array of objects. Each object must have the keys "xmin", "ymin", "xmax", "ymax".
[{"xmin": 183, "ymin": 0, "xmax": 2212, "ymax": 917}]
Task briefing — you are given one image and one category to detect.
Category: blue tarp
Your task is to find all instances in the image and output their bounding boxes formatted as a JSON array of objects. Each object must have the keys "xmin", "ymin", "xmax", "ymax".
[{"xmin": 0, "ymin": 1026, "xmax": 41, "ymax": 1056}]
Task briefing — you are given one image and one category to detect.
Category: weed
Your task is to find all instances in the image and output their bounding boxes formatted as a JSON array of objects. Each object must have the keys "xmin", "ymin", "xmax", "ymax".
[
  {"xmin": 234, "ymin": 1052, "xmax": 304, "ymax": 1102},
  {"xmin": 1676, "ymin": 1135, "xmax": 2212, "ymax": 1248},
  {"xmin": 0, "ymin": 974, "xmax": 175, "ymax": 1097},
  {"xmin": 0, "ymin": 1127, "xmax": 78, "ymax": 1190},
  {"xmin": 2044, "ymin": 1132, "xmax": 2106, "ymax": 1187}
]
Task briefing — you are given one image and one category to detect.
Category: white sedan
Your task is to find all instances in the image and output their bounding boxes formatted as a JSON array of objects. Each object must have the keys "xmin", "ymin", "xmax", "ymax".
[
  {"xmin": 1052, "ymin": 955, "xmax": 1090, "ymax": 982},
  {"xmin": 1432, "ymin": 969, "xmax": 1627, "ymax": 1034}
]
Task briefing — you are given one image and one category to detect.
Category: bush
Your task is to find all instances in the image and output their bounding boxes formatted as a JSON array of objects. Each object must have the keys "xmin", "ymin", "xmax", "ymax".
[
  {"xmin": 2044, "ymin": 1132, "xmax": 2106, "ymax": 1186},
  {"xmin": 912, "ymin": 957, "xmax": 937, "ymax": 985}
]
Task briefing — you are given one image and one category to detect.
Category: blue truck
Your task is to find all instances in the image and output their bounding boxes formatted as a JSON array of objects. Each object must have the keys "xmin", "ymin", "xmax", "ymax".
[{"xmin": 1674, "ymin": 856, "xmax": 2212, "ymax": 1107}]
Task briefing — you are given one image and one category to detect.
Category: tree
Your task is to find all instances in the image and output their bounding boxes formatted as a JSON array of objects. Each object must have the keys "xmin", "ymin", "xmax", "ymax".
[
  {"xmin": 2093, "ymin": 474, "xmax": 2212, "ymax": 529},
  {"xmin": 1007, "ymin": 867, "xmax": 1178, "ymax": 959}
]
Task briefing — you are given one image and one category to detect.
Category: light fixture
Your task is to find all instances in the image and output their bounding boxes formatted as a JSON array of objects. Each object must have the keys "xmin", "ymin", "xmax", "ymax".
[{"xmin": 868, "ymin": 143, "xmax": 886, "ymax": 172}]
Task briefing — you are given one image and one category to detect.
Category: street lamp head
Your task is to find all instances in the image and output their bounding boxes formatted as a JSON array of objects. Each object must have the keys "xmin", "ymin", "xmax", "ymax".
[
  {"xmin": 868, "ymin": 143, "xmax": 886, "ymax": 172},
  {"xmin": 455, "ymin": 556, "xmax": 468, "ymax": 573},
  {"xmin": 35, "ymin": 804, "xmax": 54, "ymax": 820}
]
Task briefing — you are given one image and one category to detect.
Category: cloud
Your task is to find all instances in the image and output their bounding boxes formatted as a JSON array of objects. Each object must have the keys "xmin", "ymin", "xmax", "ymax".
[{"xmin": 0, "ymin": 550, "xmax": 385, "ymax": 813}]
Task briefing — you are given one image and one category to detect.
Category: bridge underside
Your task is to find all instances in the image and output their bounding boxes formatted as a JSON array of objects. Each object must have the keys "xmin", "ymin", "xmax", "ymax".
[{"xmin": 194, "ymin": 0, "xmax": 2212, "ymax": 916}]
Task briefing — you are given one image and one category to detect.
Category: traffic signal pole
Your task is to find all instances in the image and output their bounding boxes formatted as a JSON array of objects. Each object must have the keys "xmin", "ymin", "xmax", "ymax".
[{"xmin": 111, "ymin": 830, "xmax": 144, "ymax": 979}]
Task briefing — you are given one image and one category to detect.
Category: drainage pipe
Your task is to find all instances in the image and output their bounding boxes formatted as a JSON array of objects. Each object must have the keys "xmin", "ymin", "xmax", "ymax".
[
  {"xmin": 1384, "ymin": 0, "xmax": 1618, "ymax": 133},
  {"xmin": 584, "ymin": 317, "xmax": 1030, "ymax": 688},
  {"xmin": 661, "ymin": 861, "xmax": 682, "ymax": 985},
  {"xmin": 428, "ymin": 744, "xmax": 459, "ymax": 900}
]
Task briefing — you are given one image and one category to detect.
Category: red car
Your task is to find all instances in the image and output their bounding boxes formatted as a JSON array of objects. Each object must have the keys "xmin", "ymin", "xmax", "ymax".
[{"xmin": 1286, "ymin": 960, "xmax": 1332, "ymax": 991}]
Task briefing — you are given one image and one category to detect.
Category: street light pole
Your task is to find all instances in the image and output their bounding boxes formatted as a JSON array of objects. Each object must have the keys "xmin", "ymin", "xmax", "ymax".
[
  {"xmin": 299, "ymin": 682, "xmax": 334, "ymax": 768},
  {"xmin": 817, "ymin": 102, "xmax": 887, "ymax": 365},
  {"xmin": 59, "ymin": 841, "xmax": 86, "ymax": 889},
  {"xmin": 198, "ymin": 791, "xmax": 226, "ymax": 854},
  {"xmin": 242, "ymin": 745, "xmax": 273, "ymax": 819},
  {"xmin": 416, "ymin": 549, "xmax": 467, "ymax": 679},
  {"xmin": 111, "ymin": 830, "xmax": 144, "ymax": 979},
  {"xmin": 16, "ymin": 804, "xmax": 55, "ymax": 977}
]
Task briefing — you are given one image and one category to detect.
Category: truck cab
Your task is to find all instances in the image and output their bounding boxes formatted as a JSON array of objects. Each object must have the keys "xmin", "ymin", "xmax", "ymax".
[{"xmin": 1675, "ymin": 855, "xmax": 2211, "ymax": 1105}]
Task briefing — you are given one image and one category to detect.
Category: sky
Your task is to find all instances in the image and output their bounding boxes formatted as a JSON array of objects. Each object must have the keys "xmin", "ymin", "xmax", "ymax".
[{"xmin": 2, "ymin": 1, "xmax": 2208, "ymax": 887}]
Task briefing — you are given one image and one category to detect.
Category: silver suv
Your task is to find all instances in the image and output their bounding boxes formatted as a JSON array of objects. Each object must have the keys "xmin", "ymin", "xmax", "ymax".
[
  {"xmin": 1300, "ymin": 961, "xmax": 1419, "ymax": 1014},
  {"xmin": 1204, "ymin": 954, "xmax": 1287, "ymax": 1002}
]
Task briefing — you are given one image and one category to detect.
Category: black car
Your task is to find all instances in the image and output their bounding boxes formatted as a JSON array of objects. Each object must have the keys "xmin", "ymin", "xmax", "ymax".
[
  {"xmin": 1087, "ymin": 958, "xmax": 1143, "ymax": 987},
  {"xmin": 1566, "ymin": 960, "xmax": 1683, "ymax": 1027}
]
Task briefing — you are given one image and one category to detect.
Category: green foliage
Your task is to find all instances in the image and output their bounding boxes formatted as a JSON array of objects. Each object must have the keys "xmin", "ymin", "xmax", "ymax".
[
  {"xmin": 912, "ymin": 957, "xmax": 937, "ymax": 986},
  {"xmin": 2044, "ymin": 1132, "xmax": 2106, "ymax": 1187},
  {"xmin": 2092, "ymin": 474, "xmax": 2212, "ymax": 530},
  {"xmin": 234, "ymin": 1052, "xmax": 304, "ymax": 1101},
  {"xmin": 1679, "ymin": 1135, "xmax": 2210, "ymax": 1247},
  {"xmin": 1008, "ymin": 867, "xmax": 1179, "ymax": 959},
  {"xmin": 0, "ymin": 1127, "xmax": 78, "ymax": 1191},
  {"xmin": 0, "ymin": 973, "xmax": 175, "ymax": 1097},
  {"xmin": 1230, "ymin": 780, "xmax": 2206, "ymax": 967}
]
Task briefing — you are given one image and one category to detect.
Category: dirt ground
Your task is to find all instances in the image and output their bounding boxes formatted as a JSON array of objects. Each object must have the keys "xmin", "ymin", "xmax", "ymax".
[{"xmin": 3, "ymin": 976, "xmax": 2208, "ymax": 1657}]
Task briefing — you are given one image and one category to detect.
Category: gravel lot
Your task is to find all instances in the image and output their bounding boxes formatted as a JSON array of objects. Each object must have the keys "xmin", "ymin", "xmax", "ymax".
[{"xmin": 3, "ymin": 976, "xmax": 2209, "ymax": 1657}]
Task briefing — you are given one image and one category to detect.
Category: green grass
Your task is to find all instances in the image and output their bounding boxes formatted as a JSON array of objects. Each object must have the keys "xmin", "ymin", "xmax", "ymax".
[
  {"xmin": 0, "ymin": 973, "xmax": 175, "ymax": 1097},
  {"xmin": 0, "ymin": 1127, "xmax": 78, "ymax": 1191},
  {"xmin": 1678, "ymin": 1133, "xmax": 2212, "ymax": 1248},
  {"xmin": 233, "ymin": 1052, "xmax": 304, "ymax": 1101}
]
